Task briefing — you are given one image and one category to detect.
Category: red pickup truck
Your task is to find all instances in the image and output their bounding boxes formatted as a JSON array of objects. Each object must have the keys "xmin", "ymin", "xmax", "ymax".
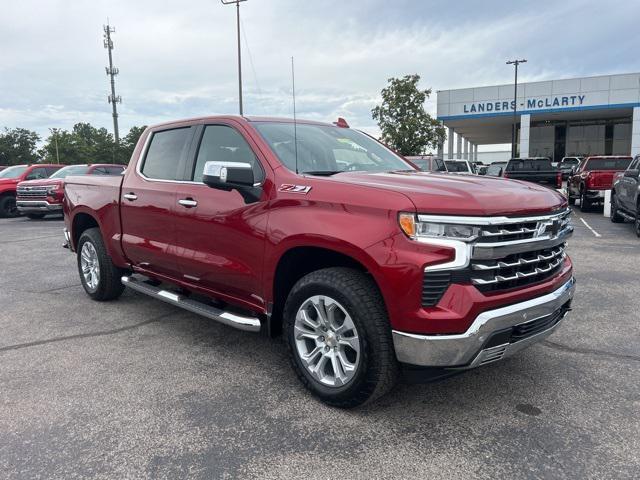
[
  {"xmin": 567, "ymin": 155, "xmax": 633, "ymax": 211},
  {"xmin": 17, "ymin": 163, "xmax": 125, "ymax": 219},
  {"xmin": 0, "ymin": 164, "xmax": 63, "ymax": 218},
  {"xmin": 63, "ymin": 116, "xmax": 575, "ymax": 407}
]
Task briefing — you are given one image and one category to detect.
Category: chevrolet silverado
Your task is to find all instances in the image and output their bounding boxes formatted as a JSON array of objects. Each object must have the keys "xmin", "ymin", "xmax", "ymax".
[
  {"xmin": 0, "ymin": 164, "xmax": 63, "ymax": 218},
  {"xmin": 63, "ymin": 116, "xmax": 575, "ymax": 407},
  {"xmin": 568, "ymin": 155, "xmax": 633, "ymax": 211}
]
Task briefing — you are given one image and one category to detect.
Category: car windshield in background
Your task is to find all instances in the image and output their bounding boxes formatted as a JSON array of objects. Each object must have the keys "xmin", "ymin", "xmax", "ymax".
[
  {"xmin": 585, "ymin": 158, "xmax": 632, "ymax": 170},
  {"xmin": 0, "ymin": 165, "xmax": 28, "ymax": 178},
  {"xmin": 445, "ymin": 161, "xmax": 469, "ymax": 172},
  {"xmin": 253, "ymin": 123, "xmax": 412, "ymax": 174},
  {"xmin": 506, "ymin": 159, "xmax": 552, "ymax": 171},
  {"xmin": 49, "ymin": 165, "xmax": 91, "ymax": 179}
]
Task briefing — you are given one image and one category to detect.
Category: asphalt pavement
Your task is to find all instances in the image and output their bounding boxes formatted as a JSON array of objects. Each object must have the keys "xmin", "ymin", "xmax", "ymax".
[{"xmin": 0, "ymin": 210, "xmax": 638, "ymax": 479}]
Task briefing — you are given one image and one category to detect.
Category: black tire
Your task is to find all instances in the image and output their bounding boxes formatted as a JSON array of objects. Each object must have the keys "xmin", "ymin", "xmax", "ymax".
[
  {"xmin": 580, "ymin": 191, "xmax": 591, "ymax": 212},
  {"xmin": 77, "ymin": 227, "xmax": 126, "ymax": 301},
  {"xmin": 283, "ymin": 267, "xmax": 398, "ymax": 408},
  {"xmin": 635, "ymin": 207, "xmax": 640, "ymax": 238},
  {"xmin": 568, "ymin": 195, "xmax": 576, "ymax": 206},
  {"xmin": 610, "ymin": 193, "xmax": 624, "ymax": 223},
  {"xmin": 27, "ymin": 213, "xmax": 46, "ymax": 220},
  {"xmin": 0, "ymin": 195, "xmax": 19, "ymax": 218}
]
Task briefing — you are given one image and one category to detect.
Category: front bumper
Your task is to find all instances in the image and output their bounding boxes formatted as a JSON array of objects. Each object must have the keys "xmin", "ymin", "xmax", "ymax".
[
  {"xmin": 392, "ymin": 276, "xmax": 575, "ymax": 368},
  {"xmin": 16, "ymin": 200, "xmax": 62, "ymax": 213}
]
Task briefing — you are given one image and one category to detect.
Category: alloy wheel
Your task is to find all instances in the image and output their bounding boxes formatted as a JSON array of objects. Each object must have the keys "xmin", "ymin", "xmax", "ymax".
[
  {"xmin": 80, "ymin": 242, "xmax": 100, "ymax": 291},
  {"xmin": 294, "ymin": 295, "xmax": 361, "ymax": 387}
]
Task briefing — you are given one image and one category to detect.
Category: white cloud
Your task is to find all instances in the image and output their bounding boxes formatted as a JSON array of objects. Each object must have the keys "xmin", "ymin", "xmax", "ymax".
[{"xmin": 1, "ymin": 0, "xmax": 639, "ymax": 143}]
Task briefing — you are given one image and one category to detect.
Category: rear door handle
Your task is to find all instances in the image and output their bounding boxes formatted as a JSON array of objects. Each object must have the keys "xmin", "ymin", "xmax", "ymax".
[
  {"xmin": 178, "ymin": 198, "xmax": 198, "ymax": 208},
  {"xmin": 123, "ymin": 193, "xmax": 138, "ymax": 201}
]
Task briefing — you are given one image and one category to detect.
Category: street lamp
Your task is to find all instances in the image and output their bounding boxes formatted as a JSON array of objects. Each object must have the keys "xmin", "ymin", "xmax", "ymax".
[
  {"xmin": 506, "ymin": 59, "xmax": 527, "ymax": 158},
  {"xmin": 49, "ymin": 128, "xmax": 60, "ymax": 164},
  {"xmin": 221, "ymin": 0, "xmax": 247, "ymax": 116}
]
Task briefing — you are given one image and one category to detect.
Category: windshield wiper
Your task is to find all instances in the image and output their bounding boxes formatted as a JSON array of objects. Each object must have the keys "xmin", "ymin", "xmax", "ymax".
[{"xmin": 302, "ymin": 170, "xmax": 344, "ymax": 176}]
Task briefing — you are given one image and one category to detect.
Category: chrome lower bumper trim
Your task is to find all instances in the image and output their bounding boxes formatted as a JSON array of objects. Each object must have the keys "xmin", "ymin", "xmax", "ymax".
[
  {"xmin": 392, "ymin": 277, "xmax": 575, "ymax": 368},
  {"xmin": 16, "ymin": 200, "xmax": 62, "ymax": 212}
]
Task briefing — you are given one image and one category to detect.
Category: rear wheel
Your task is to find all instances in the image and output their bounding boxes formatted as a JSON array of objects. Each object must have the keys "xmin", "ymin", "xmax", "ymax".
[
  {"xmin": 610, "ymin": 193, "xmax": 624, "ymax": 223},
  {"xmin": 0, "ymin": 195, "xmax": 18, "ymax": 218},
  {"xmin": 77, "ymin": 227, "xmax": 126, "ymax": 301},
  {"xmin": 635, "ymin": 206, "xmax": 640, "ymax": 238},
  {"xmin": 580, "ymin": 191, "xmax": 591, "ymax": 212},
  {"xmin": 27, "ymin": 213, "xmax": 46, "ymax": 220},
  {"xmin": 284, "ymin": 267, "xmax": 398, "ymax": 408}
]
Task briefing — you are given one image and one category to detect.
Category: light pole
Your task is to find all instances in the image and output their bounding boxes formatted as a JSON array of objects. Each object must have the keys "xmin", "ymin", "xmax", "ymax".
[
  {"xmin": 506, "ymin": 59, "xmax": 526, "ymax": 158},
  {"xmin": 221, "ymin": 0, "xmax": 247, "ymax": 116},
  {"xmin": 49, "ymin": 128, "xmax": 60, "ymax": 164}
]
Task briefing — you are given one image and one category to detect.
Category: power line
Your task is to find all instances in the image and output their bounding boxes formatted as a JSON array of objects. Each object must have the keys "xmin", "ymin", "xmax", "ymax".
[
  {"xmin": 104, "ymin": 22, "xmax": 122, "ymax": 143},
  {"xmin": 240, "ymin": 17, "xmax": 262, "ymax": 97}
]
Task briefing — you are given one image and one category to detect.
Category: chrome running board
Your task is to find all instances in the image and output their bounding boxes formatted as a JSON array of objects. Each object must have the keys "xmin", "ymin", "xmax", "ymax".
[{"xmin": 121, "ymin": 275, "xmax": 261, "ymax": 332}]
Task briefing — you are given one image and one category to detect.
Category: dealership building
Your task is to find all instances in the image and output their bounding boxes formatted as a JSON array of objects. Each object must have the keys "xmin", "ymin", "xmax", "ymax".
[{"xmin": 436, "ymin": 72, "xmax": 640, "ymax": 163}]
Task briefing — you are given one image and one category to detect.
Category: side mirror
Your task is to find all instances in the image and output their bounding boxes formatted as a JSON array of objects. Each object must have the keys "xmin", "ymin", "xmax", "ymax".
[
  {"xmin": 624, "ymin": 169, "xmax": 640, "ymax": 178},
  {"xmin": 202, "ymin": 161, "xmax": 254, "ymax": 189},
  {"xmin": 497, "ymin": 167, "xmax": 503, "ymax": 176}
]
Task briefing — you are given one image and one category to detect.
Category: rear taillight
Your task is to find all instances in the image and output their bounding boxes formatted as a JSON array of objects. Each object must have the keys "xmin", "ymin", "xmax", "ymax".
[
  {"xmin": 584, "ymin": 172, "xmax": 593, "ymax": 188},
  {"xmin": 503, "ymin": 172, "xmax": 509, "ymax": 178},
  {"xmin": 556, "ymin": 171, "xmax": 562, "ymax": 188}
]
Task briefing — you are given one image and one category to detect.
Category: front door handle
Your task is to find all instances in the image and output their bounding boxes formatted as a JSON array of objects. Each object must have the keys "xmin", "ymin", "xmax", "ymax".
[
  {"xmin": 123, "ymin": 193, "xmax": 138, "ymax": 201},
  {"xmin": 178, "ymin": 198, "xmax": 198, "ymax": 208}
]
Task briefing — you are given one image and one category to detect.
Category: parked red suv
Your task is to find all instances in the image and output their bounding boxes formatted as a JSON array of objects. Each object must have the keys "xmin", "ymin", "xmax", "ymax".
[
  {"xmin": 63, "ymin": 116, "xmax": 575, "ymax": 407},
  {"xmin": 17, "ymin": 164, "xmax": 125, "ymax": 219},
  {"xmin": 567, "ymin": 155, "xmax": 633, "ymax": 211},
  {"xmin": 0, "ymin": 164, "xmax": 63, "ymax": 218}
]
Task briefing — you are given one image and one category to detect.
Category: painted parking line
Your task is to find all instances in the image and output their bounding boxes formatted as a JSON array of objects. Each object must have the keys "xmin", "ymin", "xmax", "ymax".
[{"xmin": 579, "ymin": 217, "xmax": 602, "ymax": 238}]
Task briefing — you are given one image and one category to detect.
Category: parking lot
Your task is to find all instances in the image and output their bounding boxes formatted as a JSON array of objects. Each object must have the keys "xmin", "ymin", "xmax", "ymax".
[{"xmin": 0, "ymin": 211, "xmax": 638, "ymax": 479}]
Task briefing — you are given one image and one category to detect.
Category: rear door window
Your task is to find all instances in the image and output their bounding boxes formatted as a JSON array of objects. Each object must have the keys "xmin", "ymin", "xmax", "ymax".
[{"xmin": 141, "ymin": 128, "xmax": 192, "ymax": 180}]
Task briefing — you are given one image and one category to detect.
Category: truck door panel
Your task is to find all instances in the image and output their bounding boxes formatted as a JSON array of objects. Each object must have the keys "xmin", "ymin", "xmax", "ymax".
[{"xmin": 172, "ymin": 123, "xmax": 270, "ymax": 309}]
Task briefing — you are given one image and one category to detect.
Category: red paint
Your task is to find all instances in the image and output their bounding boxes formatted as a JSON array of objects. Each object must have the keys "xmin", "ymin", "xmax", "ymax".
[
  {"xmin": 0, "ymin": 164, "xmax": 63, "ymax": 196},
  {"xmin": 568, "ymin": 155, "xmax": 633, "ymax": 195},
  {"xmin": 64, "ymin": 116, "xmax": 573, "ymax": 334}
]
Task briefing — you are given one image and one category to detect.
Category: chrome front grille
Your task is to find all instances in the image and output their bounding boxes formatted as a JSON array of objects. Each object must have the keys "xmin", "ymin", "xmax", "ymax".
[
  {"xmin": 17, "ymin": 186, "xmax": 48, "ymax": 198},
  {"xmin": 470, "ymin": 244, "xmax": 566, "ymax": 290},
  {"xmin": 421, "ymin": 208, "xmax": 573, "ymax": 298}
]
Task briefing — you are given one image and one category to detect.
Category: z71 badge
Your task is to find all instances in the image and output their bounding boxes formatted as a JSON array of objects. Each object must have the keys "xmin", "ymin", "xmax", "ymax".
[{"xmin": 278, "ymin": 184, "xmax": 312, "ymax": 194}]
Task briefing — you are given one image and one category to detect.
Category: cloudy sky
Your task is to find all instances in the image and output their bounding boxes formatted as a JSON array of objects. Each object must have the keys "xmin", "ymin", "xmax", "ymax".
[{"xmin": 1, "ymin": 0, "xmax": 639, "ymax": 145}]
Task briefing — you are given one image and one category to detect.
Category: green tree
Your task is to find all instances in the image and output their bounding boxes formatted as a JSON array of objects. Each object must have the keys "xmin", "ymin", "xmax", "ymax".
[
  {"xmin": 371, "ymin": 74, "xmax": 446, "ymax": 156},
  {"xmin": 39, "ymin": 123, "xmax": 147, "ymax": 165},
  {"xmin": 0, "ymin": 128, "xmax": 41, "ymax": 165},
  {"xmin": 117, "ymin": 125, "xmax": 147, "ymax": 164}
]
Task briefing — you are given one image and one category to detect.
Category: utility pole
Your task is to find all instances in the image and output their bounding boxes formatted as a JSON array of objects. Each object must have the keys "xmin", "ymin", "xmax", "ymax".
[
  {"xmin": 221, "ymin": 0, "xmax": 247, "ymax": 116},
  {"xmin": 104, "ymin": 22, "xmax": 122, "ymax": 143},
  {"xmin": 506, "ymin": 59, "xmax": 527, "ymax": 158},
  {"xmin": 49, "ymin": 128, "xmax": 60, "ymax": 164}
]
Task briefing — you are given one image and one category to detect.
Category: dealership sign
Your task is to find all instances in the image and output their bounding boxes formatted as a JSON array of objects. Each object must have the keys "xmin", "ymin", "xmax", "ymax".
[{"xmin": 463, "ymin": 95, "xmax": 586, "ymax": 114}]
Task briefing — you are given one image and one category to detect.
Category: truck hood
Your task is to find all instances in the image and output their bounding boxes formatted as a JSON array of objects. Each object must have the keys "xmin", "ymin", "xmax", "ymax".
[
  {"xmin": 324, "ymin": 171, "xmax": 567, "ymax": 216},
  {"xmin": 17, "ymin": 178, "xmax": 63, "ymax": 187}
]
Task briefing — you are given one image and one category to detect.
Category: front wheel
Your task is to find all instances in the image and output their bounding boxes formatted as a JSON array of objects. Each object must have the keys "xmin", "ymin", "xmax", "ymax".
[
  {"xmin": 77, "ymin": 227, "xmax": 126, "ymax": 301},
  {"xmin": 284, "ymin": 267, "xmax": 399, "ymax": 408},
  {"xmin": 635, "ymin": 207, "xmax": 640, "ymax": 238},
  {"xmin": 0, "ymin": 196, "xmax": 19, "ymax": 218}
]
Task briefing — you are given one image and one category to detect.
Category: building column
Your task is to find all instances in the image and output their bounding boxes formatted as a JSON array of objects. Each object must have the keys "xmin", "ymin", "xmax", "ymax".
[
  {"xmin": 437, "ymin": 142, "xmax": 443, "ymax": 159},
  {"xmin": 463, "ymin": 139, "xmax": 469, "ymax": 160},
  {"xmin": 456, "ymin": 133, "xmax": 462, "ymax": 160},
  {"xmin": 520, "ymin": 114, "xmax": 531, "ymax": 158},
  {"xmin": 632, "ymin": 107, "xmax": 640, "ymax": 157},
  {"xmin": 473, "ymin": 144, "xmax": 478, "ymax": 162},
  {"xmin": 447, "ymin": 127, "xmax": 454, "ymax": 160}
]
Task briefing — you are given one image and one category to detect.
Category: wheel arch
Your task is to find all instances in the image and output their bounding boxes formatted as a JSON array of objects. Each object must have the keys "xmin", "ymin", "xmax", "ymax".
[{"xmin": 267, "ymin": 243, "xmax": 387, "ymax": 337}]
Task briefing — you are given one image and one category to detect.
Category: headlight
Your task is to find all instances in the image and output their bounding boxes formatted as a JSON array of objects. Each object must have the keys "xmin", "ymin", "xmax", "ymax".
[
  {"xmin": 46, "ymin": 184, "xmax": 60, "ymax": 195},
  {"xmin": 398, "ymin": 213, "xmax": 480, "ymax": 242}
]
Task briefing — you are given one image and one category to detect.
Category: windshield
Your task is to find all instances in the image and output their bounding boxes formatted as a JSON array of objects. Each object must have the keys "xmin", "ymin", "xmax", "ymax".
[
  {"xmin": 506, "ymin": 159, "xmax": 552, "ymax": 171},
  {"xmin": 0, "ymin": 165, "xmax": 28, "ymax": 179},
  {"xmin": 49, "ymin": 165, "xmax": 90, "ymax": 179},
  {"xmin": 254, "ymin": 123, "xmax": 412, "ymax": 174},
  {"xmin": 445, "ymin": 161, "xmax": 470, "ymax": 172},
  {"xmin": 584, "ymin": 157, "xmax": 632, "ymax": 170}
]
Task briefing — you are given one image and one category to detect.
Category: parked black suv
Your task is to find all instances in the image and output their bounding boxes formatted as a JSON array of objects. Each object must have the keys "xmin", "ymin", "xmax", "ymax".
[{"xmin": 610, "ymin": 155, "xmax": 640, "ymax": 237}]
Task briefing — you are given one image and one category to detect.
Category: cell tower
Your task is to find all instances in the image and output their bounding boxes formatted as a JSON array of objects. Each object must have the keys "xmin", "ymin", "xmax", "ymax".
[{"xmin": 103, "ymin": 22, "xmax": 122, "ymax": 143}]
